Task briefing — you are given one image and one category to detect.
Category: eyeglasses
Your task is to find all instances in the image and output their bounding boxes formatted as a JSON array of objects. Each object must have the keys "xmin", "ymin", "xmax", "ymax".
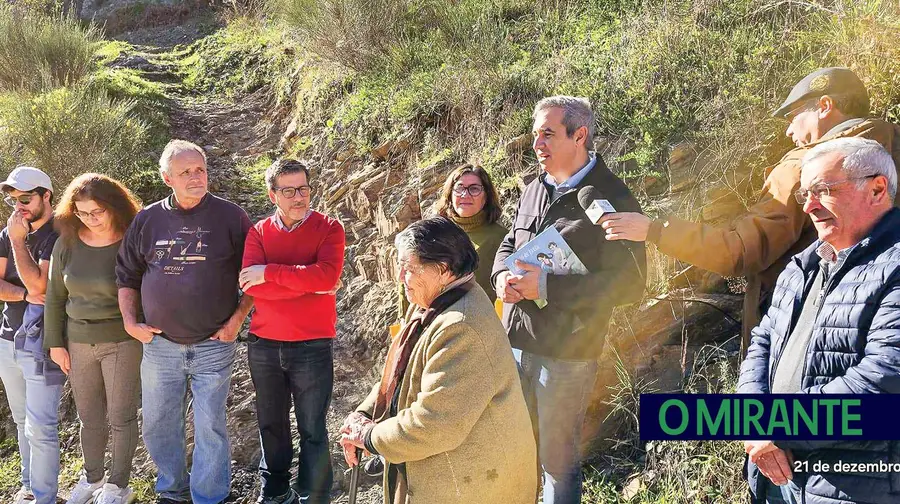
[
  {"xmin": 794, "ymin": 175, "xmax": 877, "ymax": 205},
  {"xmin": 274, "ymin": 185, "xmax": 311, "ymax": 199},
  {"xmin": 397, "ymin": 258, "xmax": 426, "ymax": 276},
  {"xmin": 4, "ymin": 194, "xmax": 36, "ymax": 207},
  {"xmin": 452, "ymin": 184, "xmax": 484, "ymax": 198},
  {"xmin": 74, "ymin": 208, "xmax": 107, "ymax": 220},
  {"xmin": 785, "ymin": 100, "xmax": 819, "ymax": 120}
]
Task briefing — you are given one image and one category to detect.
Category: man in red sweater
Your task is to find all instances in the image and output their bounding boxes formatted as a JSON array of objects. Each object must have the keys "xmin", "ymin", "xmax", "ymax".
[{"xmin": 238, "ymin": 159, "xmax": 345, "ymax": 504}]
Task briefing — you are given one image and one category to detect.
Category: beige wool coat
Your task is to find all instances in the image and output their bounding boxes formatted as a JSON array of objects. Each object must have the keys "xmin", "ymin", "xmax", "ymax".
[{"xmin": 358, "ymin": 283, "xmax": 538, "ymax": 504}]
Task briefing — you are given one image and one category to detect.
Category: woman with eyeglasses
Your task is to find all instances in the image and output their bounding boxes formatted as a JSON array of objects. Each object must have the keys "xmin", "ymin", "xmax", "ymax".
[
  {"xmin": 341, "ymin": 217, "xmax": 537, "ymax": 504},
  {"xmin": 43, "ymin": 173, "xmax": 143, "ymax": 504},
  {"xmin": 398, "ymin": 164, "xmax": 507, "ymax": 317}
]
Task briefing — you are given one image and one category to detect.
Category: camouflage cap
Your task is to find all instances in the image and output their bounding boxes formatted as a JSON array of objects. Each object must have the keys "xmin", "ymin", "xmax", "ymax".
[{"xmin": 772, "ymin": 67, "xmax": 869, "ymax": 119}]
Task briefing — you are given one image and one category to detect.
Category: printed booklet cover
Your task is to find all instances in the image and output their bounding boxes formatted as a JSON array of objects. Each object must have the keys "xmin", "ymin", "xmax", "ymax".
[{"xmin": 504, "ymin": 226, "xmax": 588, "ymax": 308}]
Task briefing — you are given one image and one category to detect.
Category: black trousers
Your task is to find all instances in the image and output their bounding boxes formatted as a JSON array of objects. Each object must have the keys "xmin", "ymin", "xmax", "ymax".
[{"xmin": 248, "ymin": 336, "xmax": 334, "ymax": 503}]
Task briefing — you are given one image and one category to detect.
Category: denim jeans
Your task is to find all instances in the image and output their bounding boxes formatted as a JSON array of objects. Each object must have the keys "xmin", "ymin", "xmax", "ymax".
[
  {"xmin": 248, "ymin": 336, "xmax": 334, "ymax": 504},
  {"xmin": 0, "ymin": 338, "xmax": 27, "ymax": 490},
  {"xmin": 0, "ymin": 339, "xmax": 65, "ymax": 504},
  {"xmin": 765, "ymin": 477, "xmax": 800, "ymax": 504},
  {"xmin": 141, "ymin": 336, "xmax": 236, "ymax": 504},
  {"xmin": 513, "ymin": 348, "xmax": 598, "ymax": 504}
]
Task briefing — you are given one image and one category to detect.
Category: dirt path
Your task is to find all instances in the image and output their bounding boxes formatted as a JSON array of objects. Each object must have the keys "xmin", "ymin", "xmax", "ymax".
[{"xmin": 85, "ymin": 18, "xmax": 394, "ymax": 504}]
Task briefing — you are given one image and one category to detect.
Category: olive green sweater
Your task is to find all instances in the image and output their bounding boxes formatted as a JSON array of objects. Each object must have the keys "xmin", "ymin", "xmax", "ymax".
[
  {"xmin": 397, "ymin": 211, "xmax": 507, "ymax": 317},
  {"xmin": 44, "ymin": 237, "xmax": 130, "ymax": 349}
]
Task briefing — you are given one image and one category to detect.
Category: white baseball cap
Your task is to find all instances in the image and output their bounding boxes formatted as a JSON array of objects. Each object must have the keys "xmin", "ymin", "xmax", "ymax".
[{"xmin": 0, "ymin": 166, "xmax": 53, "ymax": 193}]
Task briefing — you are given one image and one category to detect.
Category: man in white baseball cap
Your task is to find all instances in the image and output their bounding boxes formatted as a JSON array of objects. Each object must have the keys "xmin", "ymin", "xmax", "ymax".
[
  {"xmin": 0, "ymin": 165, "xmax": 63, "ymax": 504},
  {"xmin": 0, "ymin": 165, "xmax": 54, "ymax": 194}
]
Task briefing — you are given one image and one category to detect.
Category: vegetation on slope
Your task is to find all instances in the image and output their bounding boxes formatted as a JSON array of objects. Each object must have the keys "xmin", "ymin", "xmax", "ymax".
[
  {"xmin": 0, "ymin": 5, "xmax": 168, "ymax": 201},
  {"xmin": 174, "ymin": 1, "xmax": 900, "ymax": 501},
  {"xmin": 1, "ymin": 0, "xmax": 898, "ymax": 501}
]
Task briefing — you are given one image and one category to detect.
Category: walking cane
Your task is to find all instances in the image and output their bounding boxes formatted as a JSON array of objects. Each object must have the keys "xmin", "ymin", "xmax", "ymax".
[{"xmin": 348, "ymin": 447, "xmax": 363, "ymax": 504}]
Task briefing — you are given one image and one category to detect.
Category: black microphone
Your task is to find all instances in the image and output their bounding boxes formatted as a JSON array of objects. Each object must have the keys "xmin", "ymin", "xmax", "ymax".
[
  {"xmin": 577, "ymin": 186, "xmax": 603, "ymax": 211},
  {"xmin": 578, "ymin": 186, "xmax": 615, "ymax": 224}
]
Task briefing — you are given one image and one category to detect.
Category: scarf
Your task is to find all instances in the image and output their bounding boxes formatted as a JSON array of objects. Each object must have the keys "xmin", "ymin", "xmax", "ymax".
[{"xmin": 373, "ymin": 273, "xmax": 475, "ymax": 422}]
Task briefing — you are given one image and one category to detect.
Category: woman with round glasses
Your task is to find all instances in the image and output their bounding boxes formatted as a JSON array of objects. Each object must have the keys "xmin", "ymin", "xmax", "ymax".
[
  {"xmin": 398, "ymin": 164, "xmax": 507, "ymax": 316},
  {"xmin": 43, "ymin": 173, "xmax": 143, "ymax": 504},
  {"xmin": 341, "ymin": 217, "xmax": 537, "ymax": 504}
]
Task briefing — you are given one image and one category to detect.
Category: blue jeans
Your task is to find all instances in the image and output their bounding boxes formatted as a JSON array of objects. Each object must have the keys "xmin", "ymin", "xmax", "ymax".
[
  {"xmin": 0, "ymin": 338, "xmax": 27, "ymax": 489},
  {"xmin": 141, "ymin": 336, "xmax": 236, "ymax": 504},
  {"xmin": 0, "ymin": 339, "xmax": 64, "ymax": 504},
  {"xmin": 514, "ymin": 348, "xmax": 598, "ymax": 504},
  {"xmin": 765, "ymin": 477, "xmax": 800, "ymax": 504},
  {"xmin": 248, "ymin": 336, "xmax": 333, "ymax": 503}
]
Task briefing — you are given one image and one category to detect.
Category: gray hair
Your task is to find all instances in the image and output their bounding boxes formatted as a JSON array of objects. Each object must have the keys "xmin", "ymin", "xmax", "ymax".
[
  {"xmin": 533, "ymin": 95, "xmax": 596, "ymax": 143},
  {"xmin": 394, "ymin": 217, "xmax": 478, "ymax": 277},
  {"xmin": 802, "ymin": 137, "xmax": 897, "ymax": 200},
  {"xmin": 159, "ymin": 139, "xmax": 208, "ymax": 174}
]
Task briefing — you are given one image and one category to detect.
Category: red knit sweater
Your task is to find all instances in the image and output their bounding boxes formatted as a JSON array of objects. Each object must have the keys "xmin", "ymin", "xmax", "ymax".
[{"xmin": 242, "ymin": 211, "xmax": 345, "ymax": 341}]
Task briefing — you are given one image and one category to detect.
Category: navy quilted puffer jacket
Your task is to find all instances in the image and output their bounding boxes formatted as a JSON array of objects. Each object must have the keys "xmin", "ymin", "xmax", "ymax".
[{"xmin": 738, "ymin": 208, "xmax": 900, "ymax": 504}]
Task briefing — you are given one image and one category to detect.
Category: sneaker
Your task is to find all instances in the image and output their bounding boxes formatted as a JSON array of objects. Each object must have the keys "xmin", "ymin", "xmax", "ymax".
[
  {"xmin": 256, "ymin": 489, "xmax": 298, "ymax": 504},
  {"xmin": 94, "ymin": 484, "xmax": 135, "ymax": 504},
  {"xmin": 67, "ymin": 476, "xmax": 105, "ymax": 504},
  {"xmin": 13, "ymin": 486, "xmax": 35, "ymax": 504}
]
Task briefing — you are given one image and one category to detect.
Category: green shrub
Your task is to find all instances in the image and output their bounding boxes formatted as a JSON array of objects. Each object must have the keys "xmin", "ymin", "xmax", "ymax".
[
  {"xmin": 178, "ymin": 17, "xmax": 296, "ymax": 102},
  {"xmin": 0, "ymin": 85, "xmax": 150, "ymax": 193},
  {"xmin": 0, "ymin": 5, "xmax": 101, "ymax": 93},
  {"xmin": 273, "ymin": 0, "xmax": 411, "ymax": 72}
]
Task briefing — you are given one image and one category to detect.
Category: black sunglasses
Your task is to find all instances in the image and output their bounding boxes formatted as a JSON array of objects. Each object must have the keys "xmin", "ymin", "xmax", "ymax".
[{"xmin": 4, "ymin": 193, "xmax": 37, "ymax": 207}]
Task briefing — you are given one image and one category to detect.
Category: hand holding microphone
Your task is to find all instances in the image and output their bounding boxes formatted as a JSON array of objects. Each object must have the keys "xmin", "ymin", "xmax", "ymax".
[{"xmin": 599, "ymin": 213, "xmax": 651, "ymax": 241}]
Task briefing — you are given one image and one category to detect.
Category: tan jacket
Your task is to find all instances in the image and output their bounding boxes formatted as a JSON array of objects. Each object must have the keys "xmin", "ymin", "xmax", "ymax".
[
  {"xmin": 648, "ymin": 118, "xmax": 900, "ymax": 350},
  {"xmin": 358, "ymin": 285, "xmax": 537, "ymax": 504}
]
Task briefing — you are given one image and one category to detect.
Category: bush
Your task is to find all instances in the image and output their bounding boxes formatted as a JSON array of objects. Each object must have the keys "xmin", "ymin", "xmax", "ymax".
[
  {"xmin": 273, "ymin": 0, "xmax": 410, "ymax": 72},
  {"xmin": 0, "ymin": 5, "xmax": 101, "ymax": 93},
  {"xmin": 0, "ymin": 85, "xmax": 150, "ymax": 193}
]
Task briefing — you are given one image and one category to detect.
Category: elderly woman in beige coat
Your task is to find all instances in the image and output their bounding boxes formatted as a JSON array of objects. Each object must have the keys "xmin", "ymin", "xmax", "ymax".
[{"xmin": 340, "ymin": 216, "xmax": 537, "ymax": 504}]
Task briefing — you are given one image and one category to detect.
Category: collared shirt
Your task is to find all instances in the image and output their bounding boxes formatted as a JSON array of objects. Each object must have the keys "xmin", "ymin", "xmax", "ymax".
[
  {"xmin": 822, "ymin": 118, "xmax": 866, "ymax": 141},
  {"xmin": 276, "ymin": 209, "xmax": 313, "ymax": 232},
  {"xmin": 536, "ymin": 153, "xmax": 597, "ymax": 300},
  {"xmin": 815, "ymin": 241, "xmax": 857, "ymax": 280},
  {"xmin": 542, "ymin": 153, "xmax": 598, "ymax": 203}
]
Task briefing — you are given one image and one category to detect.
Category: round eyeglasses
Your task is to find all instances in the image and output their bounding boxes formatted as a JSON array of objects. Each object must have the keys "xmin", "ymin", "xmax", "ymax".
[{"xmin": 452, "ymin": 184, "xmax": 484, "ymax": 197}]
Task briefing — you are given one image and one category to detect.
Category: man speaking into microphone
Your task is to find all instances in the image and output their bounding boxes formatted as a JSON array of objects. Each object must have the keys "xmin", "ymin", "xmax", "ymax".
[{"xmin": 492, "ymin": 95, "xmax": 646, "ymax": 504}]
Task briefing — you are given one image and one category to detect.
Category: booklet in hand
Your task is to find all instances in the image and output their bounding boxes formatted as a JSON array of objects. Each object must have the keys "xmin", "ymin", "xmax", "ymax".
[{"xmin": 504, "ymin": 226, "xmax": 588, "ymax": 308}]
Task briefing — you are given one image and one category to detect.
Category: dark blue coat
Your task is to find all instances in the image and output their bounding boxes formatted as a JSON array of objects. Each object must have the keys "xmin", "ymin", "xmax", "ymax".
[{"xmin": 738, "ymin": 208, "xmax": 900, "ymax": 504}]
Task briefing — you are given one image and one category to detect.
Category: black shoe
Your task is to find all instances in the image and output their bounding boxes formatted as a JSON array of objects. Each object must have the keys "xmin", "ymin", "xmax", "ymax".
[
  {"xmin": 257, "ymin": 489, "xmax": 298, "ymax": 504},
  {"xmin": 157, "ymin": 499, "xmax": 191, "ymax": 504},
  {"xmin": 364, "ymin": 455, "xmax": 385, "ymax": 477}
]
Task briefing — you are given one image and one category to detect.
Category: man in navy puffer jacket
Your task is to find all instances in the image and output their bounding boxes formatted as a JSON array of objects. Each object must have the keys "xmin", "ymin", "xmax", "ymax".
[{"xmin": 738, "ymin": 137, "xmax": 900, "ymax": 504}]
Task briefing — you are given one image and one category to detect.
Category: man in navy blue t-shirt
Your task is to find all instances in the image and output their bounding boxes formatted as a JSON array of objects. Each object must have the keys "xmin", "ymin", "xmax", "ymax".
[
  {"xmin": 0, "ymin": 166, "xmax": 63, "ymax": 504},
  {"xmin": 116, "ymin": 140, "xmax": 252, "ymax": 504}
]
